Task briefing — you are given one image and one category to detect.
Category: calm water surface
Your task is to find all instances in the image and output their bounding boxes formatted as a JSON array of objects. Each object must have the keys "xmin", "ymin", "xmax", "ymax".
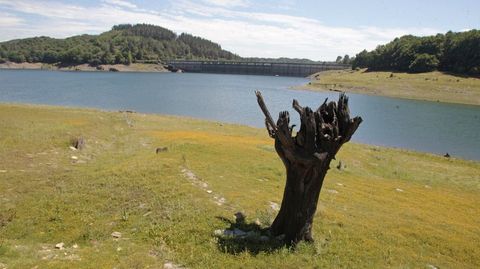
[{"xmin": 1, "ymin": 69, "xmax": 479, "ymax": 160}]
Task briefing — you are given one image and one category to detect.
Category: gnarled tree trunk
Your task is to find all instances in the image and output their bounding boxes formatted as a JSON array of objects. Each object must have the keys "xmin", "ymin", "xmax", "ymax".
[{"xmin": 255, "ymin": 91, "xmax": 362, "ymax": 246}]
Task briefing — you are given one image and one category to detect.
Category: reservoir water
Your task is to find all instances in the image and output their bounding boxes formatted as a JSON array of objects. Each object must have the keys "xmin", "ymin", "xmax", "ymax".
[{"xmin": 1, "ymin": 69, "xmax": 479, "ymax": 160}]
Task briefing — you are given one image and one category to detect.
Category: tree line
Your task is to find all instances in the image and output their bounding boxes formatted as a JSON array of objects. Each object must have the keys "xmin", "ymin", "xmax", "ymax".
[
  {"xmin": 351, "ymin": 30, "xmax": 480, "ymax": 74},
  {"xmin": 0, "ymin": 24, "xmax": 239, "ymax": 65}
]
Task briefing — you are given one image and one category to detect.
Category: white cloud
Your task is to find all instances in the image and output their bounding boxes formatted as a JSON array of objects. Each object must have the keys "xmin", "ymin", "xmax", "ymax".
[
  {"xmin": 202, "ymin": 0, "xmax": 250, "ymax": 8},
  {"xmin": 0, "ymin": 12, "xmax": 23, "ymax": 26},
  {"xmin": 0, "ymin": 0, "xmax": 441, "ymax": 60},
  {"xmin": 103, "ymin": 0, "xmax": 137, "ymax": 9}
]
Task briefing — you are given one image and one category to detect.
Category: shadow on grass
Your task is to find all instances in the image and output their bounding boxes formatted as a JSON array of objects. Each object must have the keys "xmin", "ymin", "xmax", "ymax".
[{"xmin": 215, "ymin": 215, "xmax": 287, "ymax": 255}]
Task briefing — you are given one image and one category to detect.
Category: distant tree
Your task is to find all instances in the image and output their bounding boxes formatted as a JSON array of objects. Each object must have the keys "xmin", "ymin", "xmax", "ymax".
[
  {"xmin": 0, "ymin": 24, "xmax": 240, "ymax": 65},
  {"xmin": 408, "ymin": 53, "xmax": 439, "ymax": 73},
  {"xmin": 352, "ymin": 29, "xmax": 480, "ymax": 74},
  {"xmin": 342, "ymin": 54, "xmax": 350, "ymax": 64},
  {"xmin": 127, "ymin": 51, "xmax": 133, "ymax": 65},
  {"xmin": 8, "ymin": 52, "xmax": 26, "ymax": 63},
  {"xmin": 335, "ymin": 55, "xmax": 343, "ymax": 63}
]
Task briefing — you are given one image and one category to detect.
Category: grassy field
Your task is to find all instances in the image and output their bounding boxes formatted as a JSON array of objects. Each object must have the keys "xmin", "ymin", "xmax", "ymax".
[
  {"xmin": 303, "ymin": 69, "xmax": 480, "ymax": 106},
  {"xmin": 0, "ymin": 104, "xmax": 479, "ymax": 268}
]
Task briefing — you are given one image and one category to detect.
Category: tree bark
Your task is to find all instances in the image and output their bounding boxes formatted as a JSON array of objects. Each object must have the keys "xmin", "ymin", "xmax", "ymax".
[{"xmin": 255, "ymin": 91, "xmax": 362, "ymax": 246}]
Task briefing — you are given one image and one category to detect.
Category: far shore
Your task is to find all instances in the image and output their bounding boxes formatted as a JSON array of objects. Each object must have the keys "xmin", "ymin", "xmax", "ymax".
[
  {"xmin": 3, "ymin": 62, "xmax": 480, "ymax": 106},
  {"xmin": 300, "ymin": 69, "xmax": 480, "ymax": 106},
  {"xmin": 0, "ymin": 61, "xmax": 170, "ymax": 73}
]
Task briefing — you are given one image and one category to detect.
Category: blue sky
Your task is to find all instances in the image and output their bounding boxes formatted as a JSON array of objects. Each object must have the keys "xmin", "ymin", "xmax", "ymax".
[{"xmin": 0, "ymin": 0, "xmax": 478, "ymax": 60}]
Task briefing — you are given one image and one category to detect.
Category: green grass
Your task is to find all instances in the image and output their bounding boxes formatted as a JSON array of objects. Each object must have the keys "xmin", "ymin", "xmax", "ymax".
[
  {"xmin": 303, "ymin": 69, "xmax": 480, "ymax": 106},
  {"xmin": 0, "ymin": 104, "xmax": 479, "ymax": 268}
]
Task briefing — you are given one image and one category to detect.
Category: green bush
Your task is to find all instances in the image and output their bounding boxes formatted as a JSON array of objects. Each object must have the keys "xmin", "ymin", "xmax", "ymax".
[{"xmin": 409, "ymin": 53, "xmax": 439, "ymax": 73}]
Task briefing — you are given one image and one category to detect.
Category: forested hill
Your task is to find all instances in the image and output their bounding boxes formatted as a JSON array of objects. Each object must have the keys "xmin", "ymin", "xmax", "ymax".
[
  {"xmin": 352, "ymin": 29, "xmax": 480, "ymax": 75},
  {"xmin": 0, "ymin": 24, "xmax": 239, "ymax": 65}
]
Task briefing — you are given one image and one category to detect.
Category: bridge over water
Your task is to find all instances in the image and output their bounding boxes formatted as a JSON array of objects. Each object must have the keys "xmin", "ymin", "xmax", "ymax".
[{"xmin": 166, "ymin": 60, "xmax": 350, "ymax": 77}]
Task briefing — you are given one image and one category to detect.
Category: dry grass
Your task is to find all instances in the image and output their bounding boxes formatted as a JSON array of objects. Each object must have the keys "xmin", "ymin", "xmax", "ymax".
[
  {"xmin": 302, "ymin": 69, "xmax": 480, "ymax": 105},
  {"xmin": 0, "ymin": 104, "xmax": 479, "ymax": 268}
]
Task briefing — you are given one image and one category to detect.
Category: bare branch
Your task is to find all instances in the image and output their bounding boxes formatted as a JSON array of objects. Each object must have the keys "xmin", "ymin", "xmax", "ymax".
[{"xmin": 255, "ymin": 90, "xmax": 277, "ymax": 132}]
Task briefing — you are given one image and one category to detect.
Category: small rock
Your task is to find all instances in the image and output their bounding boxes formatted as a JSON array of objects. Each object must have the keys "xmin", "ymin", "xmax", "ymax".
[
  {"xmin": 163, "ymin": 262, "xmax": 174, "ymax": 269},
  {"xmin": 143, "ymin": 211, "xmax": 152, "ymax": 217},
  {"xmin": 55, "ymin": 242, "xmax": 64, "ymax": 249},
  {"xmin": 223, "ymin": 229, "xmax": 234, "ymax": 236},
  {"xmin": 426, "ymin": 264, "xmax": 438, "ymax": 269},
  {"xmin": 395, "ymin": 188, "xmax": 404, "ymax": 192},
  {"xmin": 215, "ymin": 197, "xmax": 226, "ymax": 205},
  {"xmin": 214, "ymin": 229, "xmax": 224, "ymax": 236},
  {"xmin": 254, "ymin": 218, "xmax": 262, "ymax": 226},
  {"xmin": 233, "ymin": 228, "xmax": 246, "ymax": 237},
  {"xmin": 111, "ymin": 231, "xmax": 122, "ymax": 238},
  {"xmin": 69, "ymin": 146, "xmax": 77, "ymax": 151},
  {"xmin": 71, "ymin": 137, "xmax": 85, "ymax": 150},
  {"xmin": 206, "ymin": 190, "xmax": 212, "ymax": 194},
  {"xmin": 72, "ymin": 244, "xmax": 78, "ymax": 249},
  {"xmin": 336, "ymin": 183, "xmax": 344, "ymax": 187},
  {"xmin": 269, "ymin": 201, "xmax": 280, "ymax": 211},
  {"xmin": 163, "ymin": 262, "xmax": 183, "ymax": 269},
  {"xmin": 156, "ymin": 147, "xmax": 168, "ymax": 154},
  {"xmin": 71, "ymin": 156, "xmax": 78, "ymax": 160},
  {"xmin": 327, "ymin": 189, "xmax": 339, "ymax": 194},
  {"xmin": 117, "ymin": 247, "xmax": 122, "ymax": 251}
]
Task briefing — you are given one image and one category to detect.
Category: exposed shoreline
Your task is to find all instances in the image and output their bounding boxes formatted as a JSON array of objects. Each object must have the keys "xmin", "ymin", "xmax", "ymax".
[
  {"xmin": 0, "ymin": 61, "xmax": 170, "ymax": 73},
  {"xmin": 2, "ymin": 62, "xmax": 479, "ymax": 106},
  {"xmin": 0, "ymin": 102, "xmax": 477, "ymax": 162},
  {"xmin": 300, "ymin": 69, "xmax": 480, "ymax": 106}
]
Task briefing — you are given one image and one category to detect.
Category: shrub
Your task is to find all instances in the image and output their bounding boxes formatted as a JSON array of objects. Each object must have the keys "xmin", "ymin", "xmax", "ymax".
[{"xmin": 409, "ymin": 53, "xmax": 439, "ymax": 73}]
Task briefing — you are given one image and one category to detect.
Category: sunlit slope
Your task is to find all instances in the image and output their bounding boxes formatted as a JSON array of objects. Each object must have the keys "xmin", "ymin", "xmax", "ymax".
[
  {"xmin": 0, "ymin": 104, "xmax": 479, "ymax": 268},
  {"xmin": 304, "ymin": 69, "xmax": 480, "ymax": 106}
]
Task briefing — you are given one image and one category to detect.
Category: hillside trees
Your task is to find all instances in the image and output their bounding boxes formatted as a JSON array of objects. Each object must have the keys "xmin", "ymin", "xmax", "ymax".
[
  {"xmin": 352, "ymin": 30, "xmax": 480, "ymax": 75},
  {"xmin": 0, "ymin": 24, "xmax": 239, "ymax": 65}
]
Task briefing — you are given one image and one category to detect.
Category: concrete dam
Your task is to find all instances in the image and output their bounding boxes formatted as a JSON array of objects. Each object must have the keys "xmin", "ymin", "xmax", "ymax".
[{"xmin": 166, "ymin": 60, "xmax": 350, "ymax": 77}]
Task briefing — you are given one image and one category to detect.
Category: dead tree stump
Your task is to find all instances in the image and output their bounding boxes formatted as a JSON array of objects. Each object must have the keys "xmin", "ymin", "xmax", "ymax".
[{"xmin": 255, "ymin": 91, "xmax": 362, "ymax": 245}]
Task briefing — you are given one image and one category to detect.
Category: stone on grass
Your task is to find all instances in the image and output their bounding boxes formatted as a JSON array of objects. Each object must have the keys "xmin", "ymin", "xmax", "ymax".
[
  {"xmin": 395, "ymin": 188, "xmax": 404, "ymax": 192},
  {"xmin": 232, "ymin": 228, "xmax": 246, "ymax": 237},
  {"xmin": 269, "ymin": 201, "xmax": 280, "ymax": 211},
  {"xmin": 164, "ymin": 262, "xmax": 183, "ymax": 269},
  {"xmin": 111, "ymin": 231, "xmax": 122, "ymax": 238},
  {"xmin": 55, "ymin": 242, "xmax": 64, "ymax": 249}
]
